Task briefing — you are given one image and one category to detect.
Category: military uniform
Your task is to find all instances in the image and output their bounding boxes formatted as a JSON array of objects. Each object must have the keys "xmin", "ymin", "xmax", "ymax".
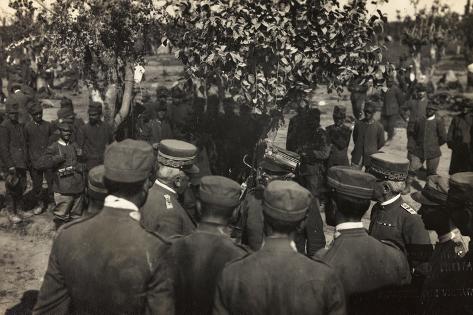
[
  {"xmin": 286, "ymin": 107, "xmax": 306, "ymax": 152},
  {"xmin": 33, "ymin": 139, "xmax": 174, "ymax": 315},
  {"xmin": 140, "ymin": 139, "xmax": 198, "ymax": 237},
  {"xmin": 214, "ymin": 181, "xmax": 346, "ymax": 315},
  {"xmin": 348, "ymin": 79, "xmax": 369, "ymax": 120},
  {"xmin": 327, "ymin": 106, "xmax": 352, "ymax": 167},
  {"xmin": 172, "ymin": 176, "xmax": 248, "ymax": 315},
  {"xmin": 382, "ymin": 82, "xmax": 405, "ymax": 140},
  {"xmin": 368, "ymin": 153, "xmax": 432, "ymax": 267},
  {"xmin": 447, "ymin": 106, "xmax": 473, "ymax": 174}
]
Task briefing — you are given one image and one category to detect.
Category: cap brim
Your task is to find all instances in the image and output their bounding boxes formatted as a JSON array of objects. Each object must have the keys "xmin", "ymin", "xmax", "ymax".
[{"xmin": 411, "ymin": 191, "xmax": 439, "ymax": 206}]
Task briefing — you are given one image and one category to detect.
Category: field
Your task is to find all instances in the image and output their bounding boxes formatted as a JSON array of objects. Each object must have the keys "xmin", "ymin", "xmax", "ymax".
[{"xmin": 0, "ymin": 46, "xmax": 466, "ymax": 313}]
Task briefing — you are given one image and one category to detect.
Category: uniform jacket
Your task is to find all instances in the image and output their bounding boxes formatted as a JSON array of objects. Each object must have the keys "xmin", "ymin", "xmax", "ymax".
[
  {"xmin": 351, "ymin": 119, "xmax": 385, "ymax": 166},
  {"xmin": 171, "ymin": 224, "xmax": 248, "ymax": 315},
  {"xmin": 420, "ymin": 241, "xmax": 473, "ymax": 314},
  {"xmin": 369, "ymin": 196, "xmax": 433, "ymax": 267},
  {"xmin": 326, "ymin": 124, "xmax": 352, "ymax": 167},
  {"xmin": 77, "ymin": 121, "xmax": 114, "ymax": 170},
  {"xmin": 40, "ymin": 140, "xmax": 84, "ymax": 195},
  {"xmin": 410, "ymin": 116, "xmax": 447, "ymax": 160},
  {"xmin": 383, "ymin": 85, "xmax": 405, "ymax": 116},
  {"xmin": 319, "ymin": 228, "xmax": 411, "ymax": 296},
  {"xmin": 447, "ymin": 113, "xmax": 473, "ymax": 174},
  {"xmin": 140, "ymin": 181, "xmax": 197, "ymax": 237},
  {"xmin": 213, "ymin": 238, "xmax": 346, "ymax": 315},
  {"xmin": 33, "ymin": 206, "xmax": 174, "ymax": 315},
  {"xmin": 286, "ymin": 112, "xmax": 305, "ymax": 152},
  {"xmin": 25, "ymin": 120, "xmax": 54, "ymax": 169},
  {"xmin": 406, "ymin": 98, "xmax": 428, "ymax": 153},
  {"xmin": 0, "ymin": 119, "xmax": 28, "ymax": 169},
  {"xmin": 237, "ymin": 187, "xmax": 326, "ymax": 256}
]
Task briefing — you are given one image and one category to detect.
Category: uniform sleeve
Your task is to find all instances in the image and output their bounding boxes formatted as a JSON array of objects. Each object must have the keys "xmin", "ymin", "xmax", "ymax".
[
  {"xmin": 244, "ymin": 199, "xmax": 264, "ymax": 251},
  {"xmin": 299, "ymin": 204, "xmax": 326, "ymax": 257},
  {"xmin": 324, "ymin": 272, "xmax": 347, "ymax": 315},
  {"xmin": 437, "ymin": 118, "xmax": 447, "ymax": 147},
  {"xmin": 33, "ymin": 240, "xmax": 71, "ymax": 315},
  {"xmin": 377, "ymin": 123, "xmax": 385, "ymax": 149},
  {"xmin": 212, "ymin": 275, "xmax": 231, "ymax": 315},
  {"xmin": 145, "ymin": 245, "xmax": 175, "ymax": 315},
  {"xmin": 403, "ymin": 215, "xmax": 433, "ymax": 268}
]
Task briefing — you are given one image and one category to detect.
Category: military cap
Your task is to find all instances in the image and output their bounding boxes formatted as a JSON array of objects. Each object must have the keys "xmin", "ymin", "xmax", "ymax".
[
  {"xmin": 333, "ymin": 105, "xmax": 347, "ymax": 118},
  {"xmin": 199, "ymin": 175, "xmax": 241, "ymax": 208},
  {"xmin": 158, "ymin": 139, "xmax": 198, "ymax": 173},
  {"xmin": 368, "ymin": 153, "xmax": 409, "ymax": 182},
  {"xmin": 364, "ymin": 101, "xmax": 377, "ymax": 113},
  {"xmin": 60, "ymin": 97, "xmax": 74, "ymax": 109},
  {"xmin": 327, "ymin": 166, "xmax": 377, "ymax": 199},
  {"xmin": 263, "ymin": 180, "xmax": 312, "ymax": 222},
  {"xmin": 104, "ymin": 139, "xmax": 155, "ymax": 183},
  {"xmin": 88, "ymin": 102, "xmax": 103, "ymax": 114},
  {"xmin": 88, "ymin": 165, "xmax": 107, "ymax": 201},
  {"xmin": 448, "ymin": 172, "xmax": 473, "ymax": 205},
  {"xmin": 411, "ymin": 175, "xmax": 449, "ymax": 206},
  {"xmin": 28, "ymin": 102, "xmax": 43, "ymax": 115}
]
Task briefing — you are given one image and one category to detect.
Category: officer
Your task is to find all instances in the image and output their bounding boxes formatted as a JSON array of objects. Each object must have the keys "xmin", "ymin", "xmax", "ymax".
[
  {"xmin": 140, "ymin": 139, "xmax": 198, "ymax": 236},
  {"xmin": 236, "ymin": 155, "xmax": 325, "ymax": 256},
  {"xmin": 413, "ymin": 175, "xmax": 470, "ymax": 314},
  {"xmin": 86, "ymin": 165, "xmax": 107, "ymax": 215},
  {"xmin": 77, "ymin": 102, "xmax": 114, "ymax": 172},
  {"xmin": 326, "ymin": 105, "xmax": 352, "ymax": 167},
  {"xmin": 320, "ymin": 166, "xmax": 411, "ymax": 294},
  {"xmin": 172, "ymin": 176, "xmax": 248, "ymax": 315},
  {"xmin": 0, "ymin": 99, "xmax": 28, "ymax": 223},
  {"xmin": 33, "ymin": 139, "xmax": 174, "ymax": 314},
  {"xmin": 368, "ymin": 152, "xmax": 433, "ymax": 271},
  {"xmin": 213, "ymin": 180, "xmax": 346, "ymax": 315}
]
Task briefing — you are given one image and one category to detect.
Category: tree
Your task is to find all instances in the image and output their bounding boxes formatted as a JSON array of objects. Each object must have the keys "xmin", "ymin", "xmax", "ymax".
[{"xmin": 161, "ymin": 0, "xmax": 386, "ymax": 114}]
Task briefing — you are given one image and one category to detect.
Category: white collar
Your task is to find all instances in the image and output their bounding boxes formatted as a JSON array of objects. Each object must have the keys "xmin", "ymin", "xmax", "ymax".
[
  {"xmin": 57, "ymin": 139, "xmax": 69, "ymax": 146},
  {"xmin": 14, "ymin": 89, "xmax": 21, "ymax": 94},
  {"xmin": 104, "ymin": 195, "xmax": 139, "ymax": 211},
  {"xmin": 381, "ymin": 194, "xmax": 401, "ymax": 206},
  {"xmin": 336, "ymin": 222, "xmax": 364, "ymax": 231},
  {"xmin": 155, "ymin": 179, "xmax": 176, "ymax": 195},
  {"xmin": 427, "ymin": 115, "xmax": 436, "ymax": 121}
]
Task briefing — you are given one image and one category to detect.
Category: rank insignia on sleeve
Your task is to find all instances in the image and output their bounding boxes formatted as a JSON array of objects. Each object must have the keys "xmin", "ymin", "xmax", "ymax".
[
  {"xmin": 401, "ymin": 202, "xmax": 416, "ymax": 215},
  {"xmin": 164, "ymin": 194, "xmax": 173, "ymax": 209}
]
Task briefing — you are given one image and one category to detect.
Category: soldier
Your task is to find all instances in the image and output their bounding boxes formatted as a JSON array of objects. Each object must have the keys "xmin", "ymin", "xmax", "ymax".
[
  {"xmin": 412, "ymin": 175, "xmax": 470, "ymax": 314},
  {"xmin": 172, "ymin": 176, "xmax": 248, "ymax": 315},
  {"xmin": 213, "ymin": 180, "xmax": 346, "ymax": 315},
  {"xmin": 86, "ymin": 165, "xmax": 107, "ymax": 215},
  {"xmin": 0, "ymin": 99, "xmax": 29, "ymax": 223},
  {"xmin": 298, "ymin": 108, "xmax": 331, "ymax": 207},
  {"xmin": 368, "ymin": 153, "xmax": 433, "ymax": 271},
  {"xmin": 351, "ymin": 102, "xmax": 385, "ymax": 169},
  {"xmin": 319, "ymin": 166, "xmax": 411, "ymax": 312},
  {"xmin": 33, "ymin": 139, "xmax": 174, "ymax": 314},
  {"xmin": 286, "ymin": 92, "xmax": 308, "ymax": 152},
  {"xmin": 236, "ymin": 156, "xmax": 325, "ymax": 256},
  {"xmin": 447, "ymin": 100, "xmax": 473, "ymax": 174},
  {"xmin": 39, "ymin": 115, "xmax": 85, "ymax": 222},
  {"xmin": 407, "ymin": 101, "xmax": 447, "ymax": 188},
  {"xmin": 25, "ymin": 102, "xmax": 55, "ymax": 215},
  {"xmin": 140, "ymin": 139, "xmax": 198, "ymax": 236},
  {"xmin": 348, "ymin": 77, "xmax": 369, "ymax": 120},
  {"xmin": 77, "ymin": 102, "xmax": 114, "ymax": 173},
  {"xmin": 381, "ymin": 78, "xmax": 405, "ymax": 143},
  {"xmin": 326, "ymin": 105, "xmax": 352, "ymax": 167},
  {"xmin": 50, "ymin": 98, "xmax": 85, "ymax": 143}
]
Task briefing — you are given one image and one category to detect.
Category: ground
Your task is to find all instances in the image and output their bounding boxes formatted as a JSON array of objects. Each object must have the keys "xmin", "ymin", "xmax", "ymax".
[{"xmin": 0, "ymin": 49, "xmax": 466, "ymax": 313}]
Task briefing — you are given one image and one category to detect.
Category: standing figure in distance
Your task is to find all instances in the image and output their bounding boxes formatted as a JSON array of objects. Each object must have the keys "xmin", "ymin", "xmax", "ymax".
[
  {"xmin": 348, "ymin": 77, "xmax": 369, "ymax": 120},
  {"xmin": 381, "ymin": 78, "xmax": 405, "ymax": 144},
  {"xmin": 326, "ymin": 105, "xmax": 352, "ymax": 167},
  {"xmin": 447, "ymin": 101, "xmax": 473, "ymax": 174}
]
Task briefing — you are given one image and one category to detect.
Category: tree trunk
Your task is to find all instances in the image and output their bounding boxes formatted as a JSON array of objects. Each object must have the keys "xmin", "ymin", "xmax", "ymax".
[
  {"xmin": 413, "ymin": 52, "xmax": 423, "ymax": 78},
  {"xmin": 113, "ymin": 64, "xmax": 134, "ymax": 130}
]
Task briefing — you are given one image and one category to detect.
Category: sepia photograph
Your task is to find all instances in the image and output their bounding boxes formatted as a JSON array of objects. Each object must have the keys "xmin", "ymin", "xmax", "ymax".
[{"xmin": 0, "ymin": 0, "xmax": 472, "ymax": 314}]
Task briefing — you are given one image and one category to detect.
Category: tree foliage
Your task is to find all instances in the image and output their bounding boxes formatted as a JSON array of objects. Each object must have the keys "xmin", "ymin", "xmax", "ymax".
[{"xmin": 161, "ymin": 0, "xmax": 386, "ymax": 112}]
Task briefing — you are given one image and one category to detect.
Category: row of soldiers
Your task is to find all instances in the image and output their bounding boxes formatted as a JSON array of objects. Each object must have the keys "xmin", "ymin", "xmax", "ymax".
[{"xmin": 28, "ymin": 133, "xmax": 473, "ymax": 314}]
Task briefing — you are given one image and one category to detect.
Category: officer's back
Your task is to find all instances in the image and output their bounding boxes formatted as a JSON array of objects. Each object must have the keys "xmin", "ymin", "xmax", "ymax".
[{"xmin": 172, "ymin": 176, "xmax": 247, "ymax": 315}]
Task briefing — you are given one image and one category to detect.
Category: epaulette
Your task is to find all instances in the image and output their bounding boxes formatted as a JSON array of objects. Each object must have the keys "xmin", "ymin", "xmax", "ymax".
[
  {"xmin": 401, "ymin": 202, "xmax": 417, "ymax": 215},
  {"xmin": 56, "ymin": 214, "xmax": 97, "ymax": 235},
  {"xmin": 139, "ymin": 221, "xmax": 172, "ymax": 245}
]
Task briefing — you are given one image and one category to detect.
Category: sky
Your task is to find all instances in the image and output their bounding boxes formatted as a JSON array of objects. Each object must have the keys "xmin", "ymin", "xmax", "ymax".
[{"xmin": 0, "ymin": 0, "xmax": 467, "ymax": 20}]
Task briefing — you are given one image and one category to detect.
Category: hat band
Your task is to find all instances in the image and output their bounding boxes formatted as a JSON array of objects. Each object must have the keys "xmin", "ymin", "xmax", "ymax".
[
  {"xmin": 88, "ymin": 180, "xmax": 107, "ymax": 194},
  {"xmin": 158, "ymin": 152, "xmax": 195, "ymax": 168},
  {"xmin": 327, "ymin": 177, "xmax": 374, "ymax": 199},
  {"xmin": 368, "ymin": 165, "xmax": 407, "ymax": 182}
]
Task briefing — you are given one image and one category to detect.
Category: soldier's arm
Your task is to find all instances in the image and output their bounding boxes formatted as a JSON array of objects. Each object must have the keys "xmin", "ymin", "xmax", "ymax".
[
  {"xmin": 33, "ymin": 241, "xmax": 71, "ymax": 315},
  {"xmin": 324, "ymin": 271, "xmax": 347, "ymax": 315},
  {"xmin": 403, "ymin": 215, "xmax": 433, "ymax": 268},
  {"xmin": 146, "ymin": 245, "xmax": 175, "ymax": 315}
]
